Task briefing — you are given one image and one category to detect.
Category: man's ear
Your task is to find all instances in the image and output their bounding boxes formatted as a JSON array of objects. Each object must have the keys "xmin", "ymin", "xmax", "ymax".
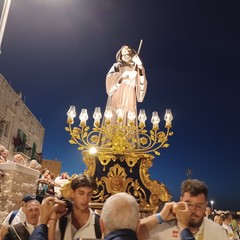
[
  {"xmin": 70, "ymin": 189, "xmax": 74, "ymax": 200},
  {"xmin": 22, "ymin": 202, "xmax": 27, "ymax": 213},
  {"xmin": 180, "ymin": 196, "xmax": 183, "ymax": 201},
  {"xmin": 100, "ymin": 217, "xmax": 105, "ymax": 237}
]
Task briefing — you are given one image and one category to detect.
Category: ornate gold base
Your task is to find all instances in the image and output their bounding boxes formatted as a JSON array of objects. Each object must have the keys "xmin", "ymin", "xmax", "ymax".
[{"xmin": 83, "ymin": 151, "xmax": 172, "ymax": 214}]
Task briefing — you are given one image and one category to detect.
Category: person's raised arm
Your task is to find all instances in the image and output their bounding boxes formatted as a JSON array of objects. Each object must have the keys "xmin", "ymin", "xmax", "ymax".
[
  {"xmin": 137, "ymin": 202, "xmax": 176, "ymax": 240},
  {"xmin": 30, "ymin": 197, "xmax": 67, "ymax": 240},
  {"xmin": 38, "ymin": 197, "xmax": 61, "ymax": 225},
  {"xmin": 47, "ymin": 198, "xmax": 68, "ymax": 240},
  {"xmin": 173, "ymin": 202, "xmax": 195, "ymax": 240},
  {"xmin": 30, "ymin": 197, "xmax": 62, "ymax": 240}
]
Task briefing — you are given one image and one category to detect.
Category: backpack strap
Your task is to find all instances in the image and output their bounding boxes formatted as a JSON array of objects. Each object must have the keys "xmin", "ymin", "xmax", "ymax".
[
  {"xmin": 9, "ymin": 210, "xmax": 19, "ymax": 225},
  {"xmin": 58, "ymin": 199, "xmax": 72, "ymax": 240},
  {"xmin": 94, "ymin": 213, "xmax": 101, "ymax": 239},
  {"xmin": 59, "ymin": 217, "xmax": 68, "ymax": 240}
]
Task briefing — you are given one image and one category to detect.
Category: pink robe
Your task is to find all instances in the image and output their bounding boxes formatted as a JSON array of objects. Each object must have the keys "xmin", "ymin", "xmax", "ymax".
[{"xmin": 105, "ymin": 62, "xmax": 147, "ymax": 125}]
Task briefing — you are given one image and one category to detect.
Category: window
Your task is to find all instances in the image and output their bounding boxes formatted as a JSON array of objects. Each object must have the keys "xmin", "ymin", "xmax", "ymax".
[
  {"xmin": 15, "ymin": 129, "xmax": 27, "ymax": 152},
  {"xmin": 31, "ymin": 142, "xmax": 36, "ymax": 159},
  {"xmin": 3, "ymin": 122, "xmax": 10, "ymax": 137}
]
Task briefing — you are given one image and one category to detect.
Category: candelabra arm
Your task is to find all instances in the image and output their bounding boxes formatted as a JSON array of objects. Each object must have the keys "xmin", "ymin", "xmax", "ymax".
[{"xmin": 65, "ymin": 109, "xmax": 173, "ymax": 156}]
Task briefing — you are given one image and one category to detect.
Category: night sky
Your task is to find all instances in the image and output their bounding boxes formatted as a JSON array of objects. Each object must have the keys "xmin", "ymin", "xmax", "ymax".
[{"xmin": 0, "ymin": 0, "xmax": 239, "ymax": 211}]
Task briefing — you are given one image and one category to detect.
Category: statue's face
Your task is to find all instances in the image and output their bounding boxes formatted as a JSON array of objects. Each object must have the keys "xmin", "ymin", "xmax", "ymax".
[{"xmin": 121, "ymin": 47, "xmax": 132, "ymax": 62}]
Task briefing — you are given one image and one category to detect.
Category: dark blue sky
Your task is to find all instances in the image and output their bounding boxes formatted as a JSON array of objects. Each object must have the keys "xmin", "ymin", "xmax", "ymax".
[{"xmin": 0, "ymin": 0, "xmax": 239, "ymax": 211}]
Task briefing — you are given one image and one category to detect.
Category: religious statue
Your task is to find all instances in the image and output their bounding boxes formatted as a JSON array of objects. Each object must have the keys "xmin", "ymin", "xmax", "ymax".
[
  {"xmin": 104, "ymin": 45, "xmax": 147, "ymax": 125},
  {"xmin": 65, "ymin": 43, "xmax": 173, "ymax": 212}
]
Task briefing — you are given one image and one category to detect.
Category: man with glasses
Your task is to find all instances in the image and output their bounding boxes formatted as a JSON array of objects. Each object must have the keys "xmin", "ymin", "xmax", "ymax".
[{"xmin": 138, "ymin": 179, "xmax": 229, "ymax": 240}]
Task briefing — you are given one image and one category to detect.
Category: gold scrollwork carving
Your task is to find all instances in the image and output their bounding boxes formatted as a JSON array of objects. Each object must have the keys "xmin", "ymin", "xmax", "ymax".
[
  {"xmin": 98, "ymin": 153, "xmax": 115, "ymax": 171},
  {"xmin": 101, "ymin": 164, "xmax": 133, "ymax": 194},
  {"xmin": 140, "ymin": 155, "xmax": 172, "ymax": 207},
  {"xmin": 82, "ymin": 152, "xmax": 96, "ymax": 176},
  {"xmin": 125, "ymin": 156, "xmax": 139, "ymax": 172}
]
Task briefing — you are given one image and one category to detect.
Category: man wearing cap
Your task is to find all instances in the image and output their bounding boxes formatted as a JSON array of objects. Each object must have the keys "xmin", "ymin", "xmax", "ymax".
[
  {"xmin": 3, "ymin": 199, "xmax": 40, "ymax": 240},
  {"xmin": 0, "ymin": 194, "xmax": 36, "ymax": 240}
]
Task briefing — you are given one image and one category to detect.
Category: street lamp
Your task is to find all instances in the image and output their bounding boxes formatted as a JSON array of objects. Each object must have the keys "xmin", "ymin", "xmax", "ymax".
[
  {"xmin": 210, "ymin": 200, "xmax": 214, "ymax": 211},
  {"xmin": 0, "ymin": 0, "xmax": 12, "ymax": 52}
]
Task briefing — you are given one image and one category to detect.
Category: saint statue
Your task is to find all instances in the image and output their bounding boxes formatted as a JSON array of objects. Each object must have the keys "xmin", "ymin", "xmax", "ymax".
[{"xmin": 104, "ymin": 45, "xmax": 147, "ymax": 125}]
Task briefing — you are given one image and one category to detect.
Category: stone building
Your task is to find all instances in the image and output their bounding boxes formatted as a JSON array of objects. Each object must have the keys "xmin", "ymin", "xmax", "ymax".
[
  {"xmin": 0, "ymin": 74, "xmax": 67, "ymax": 225},
  {"xmin": 0, "ymin": 73, "xmax": 45, "ymax": 163}
]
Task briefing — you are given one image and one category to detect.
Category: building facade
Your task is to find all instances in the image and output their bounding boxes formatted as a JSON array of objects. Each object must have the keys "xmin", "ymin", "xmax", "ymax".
[{"xmin": 0, "ymin": 74, "xmax": 45, "ymax": 163}]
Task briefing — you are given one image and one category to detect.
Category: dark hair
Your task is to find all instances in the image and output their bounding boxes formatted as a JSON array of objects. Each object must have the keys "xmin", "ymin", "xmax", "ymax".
[
  {"xmin": 41, "ymin": 168, "xmax": 49, "ymax": 175},
  {"xmin": 221, "ymin": 212, "xmax": 232, "ymax": 221},
  {"xmin": 181, "ymin": 179, "xmax": 208, "ymax": 199},
  {"xmin": 71, "ymin": 173, "xmax": 97, "ymax": 191},
  {"xmin": 221, "ymin": 213, "xmax": 227, "ymax": 221}
]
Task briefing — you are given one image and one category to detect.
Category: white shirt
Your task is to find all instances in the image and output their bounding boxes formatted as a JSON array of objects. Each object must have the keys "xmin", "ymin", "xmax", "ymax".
[
  {"xmin": 54, "ymin": 177, "xmax": 69, "ymax": 198},
  {"xmin": 25, "ymin": 221, "xmax": 36, "ymax": 235},
  {"xmin": 222, "ymin": 223, "xmax": 234, "ymax": 240},
  {"xmin": 55, "ymin": 208, "xmax": 97, "ymax": 240},
  {"xmin": 149, "ymin": 217, "xmax": 229, "ymax": 240}
]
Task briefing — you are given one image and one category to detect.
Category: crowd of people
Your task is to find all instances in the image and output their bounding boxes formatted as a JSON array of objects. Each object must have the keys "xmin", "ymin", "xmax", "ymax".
[
  {"xmin": 0, "ymin": 145, "xmax": 10, "ymax": 164},
  {"xmin": 0, "ymin": 173, "xmax": 239, "ymax": 240},
  {"xmin": 0, "ymin": 144, "xmax": 41, "ymax": 170},
  {"xmin": 205, "ymin": 207, "xmax": 240, "ymax": 240},
  {"xmin": 0, "ymin": 144, "xmax": 70, "ymax": 198},
  {"xmin": 37, "ymin": 169, "xmax": 69, "ymax": 198}
]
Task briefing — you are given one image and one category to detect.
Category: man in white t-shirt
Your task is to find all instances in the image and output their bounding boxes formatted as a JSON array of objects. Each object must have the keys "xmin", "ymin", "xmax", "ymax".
[{"xmin": 48, "ymin": 174, "xmax": 101, "ymax": 240}]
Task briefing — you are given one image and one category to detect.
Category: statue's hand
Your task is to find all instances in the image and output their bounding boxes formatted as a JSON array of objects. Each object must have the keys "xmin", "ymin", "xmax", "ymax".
[
  {"xmin": 122, "ymin": 79, "xmax": 131, "ymax": 85},
  {"xmin": 132, "ymin": 55, "xmax": 142, "ymax": 66},
  {"xmin": 122, "ymin": 71, "xmax": 133, "ymax": 78},
  {"xmin": 122, "ymin": 71, "xmax": 137, "ymax": 79}
]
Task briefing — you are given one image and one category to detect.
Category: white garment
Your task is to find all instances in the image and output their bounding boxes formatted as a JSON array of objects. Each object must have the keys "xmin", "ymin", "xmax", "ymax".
[
  {"xmin": 222, "ymin": 223, "xmax": 234, "ymax": 240},
  {"xmin": 25, "ymin": 221, "xmax": 36, "ymax": 235},
  {"xmin": 54, "ymin": 177, "xmax": 69, "ymax": 198},
  {"xmin": 55, "ymin": 208, "xmax": 97, "ymax": 240},
  {"xmin": 2, "ymin": 207, "xmax": 26, "ymax": 228},
  {"xmin": 149, "ymin": 217, "xmax": 229, "ymax": 240},
  {"xmin": 105, "ymin": 62, "xmax": 147, "ymax": 126}
]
